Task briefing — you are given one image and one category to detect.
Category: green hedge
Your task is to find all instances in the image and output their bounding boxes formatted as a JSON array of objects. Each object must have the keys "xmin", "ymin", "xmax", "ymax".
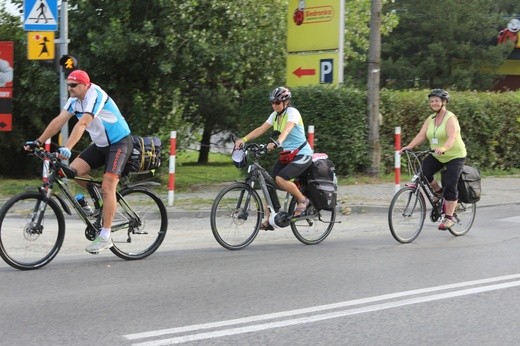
[{"xmin": 239, "ymin": 86, "xmax": 520, "ymax": 177}]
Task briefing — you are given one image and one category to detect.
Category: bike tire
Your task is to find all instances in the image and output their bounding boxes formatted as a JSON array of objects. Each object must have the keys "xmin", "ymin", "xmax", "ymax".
[
  {"xmin": 448, "ymin": 202, "xmax": 476, "ymax": 236},
  {"xmin": 210, "ymin": 183, "xmax": 262, "ymax": 250},
  {"xmin": 109, "ymin": 187, "xmax": 168, "ymax": 260},
  {"xmin": 388, "ymin": 186, "xmax": 426, "ymax": 244},
  {"xmin": 290, "ymin": 196, "xmax": 335, "ymax": 245},
  {"xmin": 0, "ymin": 192, "xmax": 65, "ymax": 270}
]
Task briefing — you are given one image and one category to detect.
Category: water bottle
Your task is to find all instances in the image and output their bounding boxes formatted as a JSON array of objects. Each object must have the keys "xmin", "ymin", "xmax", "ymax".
[{"xmin": 75, "ymin": 193, "xmax": 93, "ymax": 216}]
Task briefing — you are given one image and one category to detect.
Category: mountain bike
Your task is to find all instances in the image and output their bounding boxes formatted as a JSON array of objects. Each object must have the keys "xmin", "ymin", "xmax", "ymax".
[
  {"xmin": 210, "ymin": 141, "xmax": 338, "ymax": 250},
  {"xmin": 388, "ymin": 149, "xmax": 476, "ymax": 243},
  {"xmin": 0, "ymin": 148, "xmax": 168, "ymax": 270}
]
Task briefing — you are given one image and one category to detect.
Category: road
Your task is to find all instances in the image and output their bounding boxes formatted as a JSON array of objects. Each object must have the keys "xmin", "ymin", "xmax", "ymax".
[{"xmin": 1, "ymin": 203, "xmax": 519, "ymax": 345}]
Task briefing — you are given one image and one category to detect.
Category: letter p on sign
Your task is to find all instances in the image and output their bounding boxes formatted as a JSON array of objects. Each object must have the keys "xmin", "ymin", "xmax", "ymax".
[{"xmin": 320, "ymin": 59, "xmax": 333, "ymax": 83}]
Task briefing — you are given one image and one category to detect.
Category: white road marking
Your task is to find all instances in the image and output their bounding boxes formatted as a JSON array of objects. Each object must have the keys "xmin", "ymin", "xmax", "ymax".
[
  {"xmin": 124, "ymin": 273, "xmax": 520, "ymax": 345},
  {"xmin": 500, "ymin": 216, "xmax": 520, "ymax": 223}
]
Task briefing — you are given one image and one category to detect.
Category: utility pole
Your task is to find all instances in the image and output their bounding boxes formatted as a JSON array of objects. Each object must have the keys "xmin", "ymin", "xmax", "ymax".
[
  {"xmin": 56, "ymin": 0, "xmax": 69, "ymax": 156},
  {"xmin": 367, "ymin": 0, "xmax": 381, "ymax": 176}
]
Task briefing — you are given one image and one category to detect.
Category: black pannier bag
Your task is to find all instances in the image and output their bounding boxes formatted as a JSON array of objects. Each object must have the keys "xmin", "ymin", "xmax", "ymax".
[
  {"xmin": 124, "ymin": 136, "xmax": 162, "ymax": 174},
  {"xmin": 303, "ymin": 156, "xmax": 337, "ymax": 211},
  {"xmin": 457, "ymin": 165, "xmax": 481, "ymax": 203}
]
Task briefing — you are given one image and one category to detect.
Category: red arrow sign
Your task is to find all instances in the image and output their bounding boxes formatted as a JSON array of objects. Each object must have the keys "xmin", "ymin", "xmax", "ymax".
[{"xmin": 293, "ymin": 67, "xmax": 316, "ymax": 78}]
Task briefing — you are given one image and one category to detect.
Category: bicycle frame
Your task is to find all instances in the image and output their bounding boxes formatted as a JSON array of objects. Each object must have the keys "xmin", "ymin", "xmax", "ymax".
[
  {"xmin": 33, "ymin": 150, "xmax": 153, "ymax": 235},
  {"xmin": 405, "ymin": 150, "xmax": 443, "ymax": 212}
]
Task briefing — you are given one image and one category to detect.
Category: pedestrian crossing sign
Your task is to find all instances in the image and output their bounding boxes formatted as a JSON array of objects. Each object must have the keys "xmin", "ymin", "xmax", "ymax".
[
  {"xmin": 23, "ymin": 0, "xmax": 58, "ymax": 31},
  {"xmin": 27, "ymin": 32, "xmax": 55, "ymax": 60}
]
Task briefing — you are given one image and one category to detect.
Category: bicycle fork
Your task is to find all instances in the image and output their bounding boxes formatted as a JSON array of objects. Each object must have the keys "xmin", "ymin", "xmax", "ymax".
[{"xmin": 402, "ymin": 187, "xmax": 421, "ymax": 217}]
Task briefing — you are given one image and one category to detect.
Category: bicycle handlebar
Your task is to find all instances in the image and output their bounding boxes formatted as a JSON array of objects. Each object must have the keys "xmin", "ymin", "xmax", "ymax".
[{"xmin": 29, "ymin": 148, "xmax": 78, "ymax": 179}]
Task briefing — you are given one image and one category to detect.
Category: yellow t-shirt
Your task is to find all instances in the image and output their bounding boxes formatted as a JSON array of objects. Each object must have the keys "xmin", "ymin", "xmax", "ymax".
[{"xmin": 426, "ymin": 111, "xmax": 466, "ymax": 163}]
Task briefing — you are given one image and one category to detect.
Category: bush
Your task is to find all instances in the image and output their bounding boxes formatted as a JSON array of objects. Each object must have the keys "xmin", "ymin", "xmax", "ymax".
[{"xmin": 239, "ymin": 86, "xmax": 520, "ymax": 177}]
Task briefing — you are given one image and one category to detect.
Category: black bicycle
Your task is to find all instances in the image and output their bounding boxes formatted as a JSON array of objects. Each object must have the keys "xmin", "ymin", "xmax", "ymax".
[
  {"xmin": 210, "ymin": 141, "xmax": 338, "ymax": 250},
  {"xmin": 0, "ymin": 148, "xmax": 168, "ymax": 270},
  {"xmin": 388, "ymin": 149, "xmax": 476, "ymax": 243}
]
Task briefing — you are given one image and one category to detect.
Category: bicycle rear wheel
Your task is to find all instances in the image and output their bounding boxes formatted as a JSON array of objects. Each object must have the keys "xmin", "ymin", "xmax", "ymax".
[
  {"xmin": 110, "ymin": 187, "xmax": 168, "ymax": 260},
  {"xmin": 449, "ymin": 202, "xmax": 476, "ymax": 236},
  {"xmin": 0, "ymin": 192, "xmax": 65, "ymax": 270},
  {"xmin": 210, "ymin": 183, "xmax": 262, "ymax": 250},
  {"xmin": 388, "ymin": 186, "xmax": 426, "ymax": 243},
  {"xmin": 290, "ymin": 197, "xmax": 335, "ymax": 245}
]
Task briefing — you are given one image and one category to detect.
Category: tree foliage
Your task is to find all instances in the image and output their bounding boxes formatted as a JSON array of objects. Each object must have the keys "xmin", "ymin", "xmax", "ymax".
[{"xmin": 381, "ymin": 0, "xmax": 514, "ymax": 90}]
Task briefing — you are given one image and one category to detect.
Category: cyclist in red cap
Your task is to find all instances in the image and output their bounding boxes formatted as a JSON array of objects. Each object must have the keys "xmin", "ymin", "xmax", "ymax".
[{"xmin": 24, "ymin": 70, "xmax": 133, "ymax": 253}]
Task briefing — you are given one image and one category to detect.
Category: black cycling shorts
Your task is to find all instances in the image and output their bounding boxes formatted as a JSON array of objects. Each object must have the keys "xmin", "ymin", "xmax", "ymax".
[
  {"xmin": 78, "ymin": 135, "xmax": 133, "ymax": 177},
  {"xmin": 271, "ymin": 154, "xmax": 313, "ymax": 181}
]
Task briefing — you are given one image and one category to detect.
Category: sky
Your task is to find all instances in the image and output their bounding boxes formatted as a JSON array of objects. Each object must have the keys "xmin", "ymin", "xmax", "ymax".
[{"xmin": 3, "ymin": 1, "xmax": 22, "ymax": 17}]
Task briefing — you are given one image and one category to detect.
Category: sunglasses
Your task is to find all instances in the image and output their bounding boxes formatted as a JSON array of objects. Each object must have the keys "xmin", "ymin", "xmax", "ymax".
[
  {"xmin": 271, "ymin": 101, "xmax": 282, "ymax": 105},
  {"xmin": 67, "ymin": 83, "xmax": 79, "ymax": 88}
]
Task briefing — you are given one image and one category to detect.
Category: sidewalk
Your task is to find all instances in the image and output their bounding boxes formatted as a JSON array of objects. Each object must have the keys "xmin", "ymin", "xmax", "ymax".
[{"xmin": 167, "ymin": 176, "xmax": 520, "ymax": 217}]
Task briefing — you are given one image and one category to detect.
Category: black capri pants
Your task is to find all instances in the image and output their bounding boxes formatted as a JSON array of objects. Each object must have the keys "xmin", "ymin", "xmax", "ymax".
[{"xmin": 422, "ymin": 154, "xmax": 465, "ymax": 201}]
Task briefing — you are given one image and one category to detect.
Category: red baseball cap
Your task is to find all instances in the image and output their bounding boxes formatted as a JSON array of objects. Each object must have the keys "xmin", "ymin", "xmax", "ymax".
[{"xmin": 67, "ymin": 70, "xmax": 90, "ymax": 86}]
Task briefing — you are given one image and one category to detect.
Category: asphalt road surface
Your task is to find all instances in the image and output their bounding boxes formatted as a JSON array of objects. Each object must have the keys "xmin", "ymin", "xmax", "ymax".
[{"xmin": 1, "ymin": 203, "xmax": 519, "ymax": 345}]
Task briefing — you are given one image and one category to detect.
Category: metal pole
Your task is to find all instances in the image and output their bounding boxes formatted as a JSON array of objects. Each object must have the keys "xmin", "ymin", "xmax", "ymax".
[
  {"xmin": 338, "ymin": 0, "xmax": 345, "ymax": 85},
  {"xmin": 56, "ymin": 0, "xmax": 69, "ymax": 155}
]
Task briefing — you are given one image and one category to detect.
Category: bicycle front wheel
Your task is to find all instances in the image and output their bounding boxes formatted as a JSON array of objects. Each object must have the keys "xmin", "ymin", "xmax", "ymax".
[
  {"xmin": 449, "ymin": 202, "xmax": 476, "ymax": 236},
  {"xmin": 110, "ymin": 187, "xmax": 168, "ymax": 260},
  {"xmin": 0, "ymin": 192, "xmax": 65, "ymax": 270},
  {"xmin": 388, "ymin": 187, "xmax": 426, "ymax": 243},
  {"xmin": 290, "ymin": 197, "xmax": 335, "ymax": 245},
  {"xmin": 210, "ymin": 183, "xmax": 262, "ymax": 250}
]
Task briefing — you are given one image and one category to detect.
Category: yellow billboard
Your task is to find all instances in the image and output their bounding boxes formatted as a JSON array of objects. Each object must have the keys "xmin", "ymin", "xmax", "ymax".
[
  {"xmin": 286, "ymin": 52, "xmax": 339, "ymax": 87},
  {"xmin": 287, "ymin": 0, "xmax": 342, "ymax": 52}
]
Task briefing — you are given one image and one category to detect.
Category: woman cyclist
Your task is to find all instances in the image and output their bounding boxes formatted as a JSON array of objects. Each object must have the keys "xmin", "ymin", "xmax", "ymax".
[
  {"xmin": 234, "ymin": 86, "xmax": 313, "ymax": 230},
  {"xmin": 400, "ymin": 89, "xmax": 467, "ymax": 230}
]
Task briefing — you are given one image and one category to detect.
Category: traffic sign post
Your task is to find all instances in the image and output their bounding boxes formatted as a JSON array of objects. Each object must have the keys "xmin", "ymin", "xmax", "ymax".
[{"xmin": 24, "ymin": 0, "xmax": 58, "ymax": 31}]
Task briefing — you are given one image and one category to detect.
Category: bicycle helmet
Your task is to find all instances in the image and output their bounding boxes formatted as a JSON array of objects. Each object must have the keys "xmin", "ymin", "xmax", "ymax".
[
  {"xmin": 269, "ymin": 86, "xmax": 291, "ymax": 103},
  {"xmin": 428, "ymin": 89, "xmax": 450, "ymax": 103},
  {"xmin": 232, "ymin": 148, "xmax": 247, "ymax": 168}
]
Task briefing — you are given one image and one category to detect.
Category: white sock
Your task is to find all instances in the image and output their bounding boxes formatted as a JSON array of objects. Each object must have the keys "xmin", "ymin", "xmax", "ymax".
[{"xmin": 99, "ymin": 228, "xmax": 111, "ymax": 239}]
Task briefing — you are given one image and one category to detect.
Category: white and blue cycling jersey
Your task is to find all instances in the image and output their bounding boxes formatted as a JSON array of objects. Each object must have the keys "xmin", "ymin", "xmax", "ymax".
[{"xmin": 64, "ymin": 83, "xmax": 130, "ymax": 147}]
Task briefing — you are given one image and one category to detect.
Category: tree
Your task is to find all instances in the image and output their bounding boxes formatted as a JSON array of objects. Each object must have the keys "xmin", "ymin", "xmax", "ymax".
[
  {"xmin": 343, "ymin": 0, "xmax": 398, "ymax": 86},
  {"xmin": 68, "ymin": 0, "xmax": 287, "ymax": 163},
  {"xmin": 171, "ymin": 0, "xmax": 287, "ymax": 163},
  {"xmin": 381, "ymin": 0, "xmax": 513, "ymax": 90},
  {"xmin": 367, "ymin": 0, "xmax": 382, "ymax": 176}
]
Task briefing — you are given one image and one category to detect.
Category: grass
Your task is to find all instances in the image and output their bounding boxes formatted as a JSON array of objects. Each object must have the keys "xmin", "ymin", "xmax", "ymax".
[{"xmin": 2, "ymin": 150, "xmax": 520, "ymax": 198}]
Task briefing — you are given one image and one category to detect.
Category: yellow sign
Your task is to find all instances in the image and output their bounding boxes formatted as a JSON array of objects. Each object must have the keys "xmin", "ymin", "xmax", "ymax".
[
  {"xmin": 497, "ymin": 59, "xmax": 520, "ymax": 75},
  {"xmin": 27, "ymin": 32, "xmax": 55, "ymax": 60},
  {"xmin": 287, "ymin": 0, "xmax": 341, "ymax": 52},
  {"xmin": 286, "ymin": 52, "xmax": 339, "ymax": 87}
]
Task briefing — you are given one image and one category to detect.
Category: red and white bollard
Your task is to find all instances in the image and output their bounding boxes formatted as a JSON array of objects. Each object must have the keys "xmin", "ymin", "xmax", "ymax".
[
  {"xmin": 42, "ymin": 138, "xmax": 51, "ymax": 183},
  {"xmin": 168, "ymin": 131, "xmax": 176, "ymax": 206},
  {"xmin": 307, "ymin": 125, "xmax": 314, "ymax": 149},
  {"xmin": 394, "ymin": 126, "xmax": 401, "ymax": 193}
]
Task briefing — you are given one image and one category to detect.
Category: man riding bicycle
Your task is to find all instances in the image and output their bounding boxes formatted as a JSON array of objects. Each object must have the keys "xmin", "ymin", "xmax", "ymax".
[{"xmin": 24, "ymin": 70, "xmax": 133, "ymax": 253}]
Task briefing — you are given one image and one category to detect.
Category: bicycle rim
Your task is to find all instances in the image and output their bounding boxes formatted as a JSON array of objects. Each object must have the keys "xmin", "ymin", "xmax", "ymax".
[
  {"xmin": 449, "ymin": 202, "xmax": 476, "ymax": 236},
  {"xmin": 290, "ymin": 197, "xmax": 335, "ymax": 245},
  {"xmin": 388, "ymin": 187, "xmax": 426, "ymax": 243},
  {"xmin": 0, "ymin": 192, "xmax": 65, "ymax": 270},
  {"xmin": 210, "ymin": 184, "xmax": 261, "ymax": 250},
  {"xmin": 110, "ymin": 188, "xmax": 168, "ymax": 260}
]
